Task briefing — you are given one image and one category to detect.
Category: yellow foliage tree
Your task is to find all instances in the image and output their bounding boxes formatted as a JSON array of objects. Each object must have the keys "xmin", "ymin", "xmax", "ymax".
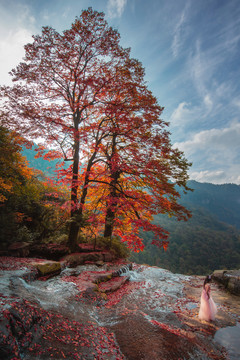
[{"xmin": 0, "ymin": 126, "xmax": 34, "ymax": 203}]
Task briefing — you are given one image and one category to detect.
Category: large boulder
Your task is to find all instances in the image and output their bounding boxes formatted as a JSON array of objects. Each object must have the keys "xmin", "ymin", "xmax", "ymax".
[
  {"xmin": 30, "ymin": 260, "xmax": 61, "ymax": 277},
  {"xmin": 61, "ymin": 252, "xmax": 103, "ymax": 267},
  {"xmin": 212, "ymin": 269, "xmax": 240, "ymax": 295},
  {"xmin": 29, "ymin": 243, "xmax": 70, "ymax": 260},
  {"xmin": 102, "ymin": 251, "xmax": 115, "ymax": 262},
  {"xmin": 212, "ymin": 270, "xmax": 228, "ymax": 285},
  {"xmin": 60, "ymin": 251, "xmax": 115, "ymax": 267},
  {"xmin": 8, "ymin": 242, "xmax": 30, "ymax": 257}
]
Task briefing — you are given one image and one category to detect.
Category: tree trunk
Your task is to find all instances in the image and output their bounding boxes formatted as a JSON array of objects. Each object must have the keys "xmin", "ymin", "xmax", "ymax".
[
  {"xmin": 103, "ymin": 174, "xmax": 119, "ymax": 239},
  {"xmin": 68, "ymin": 221, "xmax": 80, "ymax": 251},
  {"xmin": 68, "ymin": 145, "xmax": 97, "ymax": 252},
  {"xmin": 103, "ymin": 133, "xmax": 120, "ymax": 241},
  {"xmin": 104, "ymin": 207, "xmax": 115, "ymax": 238},
  {"xmin": 68, "ymin": 120, "xmax": 80, "ymax": 251}
]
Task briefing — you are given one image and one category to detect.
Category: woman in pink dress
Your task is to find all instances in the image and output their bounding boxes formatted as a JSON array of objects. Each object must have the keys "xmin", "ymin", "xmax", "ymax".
[{"xmin": 198, "ymin": 275, "xmax": 217, "ymax": 321}]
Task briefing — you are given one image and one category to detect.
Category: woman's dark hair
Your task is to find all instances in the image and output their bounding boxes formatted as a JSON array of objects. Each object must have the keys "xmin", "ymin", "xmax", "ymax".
[{"xmin": 203, "ymin": 275, "xmax": 211, "ymax": 288}]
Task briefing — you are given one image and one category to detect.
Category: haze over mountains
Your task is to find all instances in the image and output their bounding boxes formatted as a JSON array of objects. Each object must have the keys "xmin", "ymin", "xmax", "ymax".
[
  {"xmin": 23, "ymin": 148, "xmax": 240, "ymax": 275},
  {"xmin": 179, "ymin": 180, "xmax": 240, "ymax": 229}
]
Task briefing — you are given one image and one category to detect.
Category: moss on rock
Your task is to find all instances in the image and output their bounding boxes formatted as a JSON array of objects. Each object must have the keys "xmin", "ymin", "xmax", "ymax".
[{"xmin": 30, "ymin": 260, "xmax": 61, "ymax": 276}]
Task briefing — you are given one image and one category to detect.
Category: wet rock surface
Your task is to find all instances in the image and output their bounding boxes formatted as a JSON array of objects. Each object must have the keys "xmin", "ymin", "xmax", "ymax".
[{"xmin": 0, "ymin": 257, "xmax": 240, "ymax": 360}]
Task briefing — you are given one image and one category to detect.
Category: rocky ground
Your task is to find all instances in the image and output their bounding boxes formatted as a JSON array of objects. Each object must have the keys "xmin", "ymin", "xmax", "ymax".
[
  {"xmin": 0, "ymin": 255, "xmax": 239, "ymax": 360},
  {"xmin": 182, "ymin": 275, "xmax": 240, "ymax": 328},
  {"xmin": 180, "ymin": 275, "xmax": 240, "ymax": 359}
]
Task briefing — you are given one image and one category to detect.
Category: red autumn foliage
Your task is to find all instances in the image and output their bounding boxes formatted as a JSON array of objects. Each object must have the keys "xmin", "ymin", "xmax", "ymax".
[{"xmin": 0, "ymin": 8, "xmax": 192, "ymax": 252}]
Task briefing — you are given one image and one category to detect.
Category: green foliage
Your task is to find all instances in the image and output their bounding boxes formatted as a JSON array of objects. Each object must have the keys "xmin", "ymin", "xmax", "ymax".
[
  {"xmin": 16, "ymin": 226, "xmax": 35, "ymax": 243},
  {"xmin": 45, "ymin": 234, "xmax": 68, "ymax": 245},
  {"xmin": 0, "ymin": 127, "xmax": 69, "ymax": 250}
]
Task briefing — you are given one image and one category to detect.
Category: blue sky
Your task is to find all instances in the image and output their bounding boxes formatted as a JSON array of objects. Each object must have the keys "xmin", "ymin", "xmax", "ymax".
[{"xmin": 0, "ymin": 0, "xmax": 240, "ymax": 184}]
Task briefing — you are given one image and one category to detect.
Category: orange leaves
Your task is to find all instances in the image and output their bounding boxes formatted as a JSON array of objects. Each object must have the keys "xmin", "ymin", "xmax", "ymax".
[
  {"xmin": 17, "ymin": 158, "xmax": 34, "ymax": 180},
  {"xmin": 0, "ymin": 178, "xmax": 13, "ymax": 202},
  {"xmin": 43, "ymin": 150, "xmax": 62, "ymax": 161},
  {"xmin": 14, "ymin": 212, "xmax": 32, "ymax": 223}
]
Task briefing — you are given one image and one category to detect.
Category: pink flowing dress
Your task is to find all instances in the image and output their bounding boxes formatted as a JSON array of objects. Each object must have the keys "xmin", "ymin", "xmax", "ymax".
[{"xmin": 198, "ymin": 285, "xmax": 217, "ymax": 321}]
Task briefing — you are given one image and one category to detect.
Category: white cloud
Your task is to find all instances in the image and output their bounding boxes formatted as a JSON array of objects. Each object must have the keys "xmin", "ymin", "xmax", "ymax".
[
  {"xmin": 0, "ymin": 3, "xmax": 36, "ymax": 86},
  {"xmin": 171, "ymin": 1, "xmax": 190, "ymax": 58},
  {"xmin": 190, "ymin": 170, "xmax": 226, "ymax": 184},
  {"xmin": 174, "ymin": 121, "xmax": 240, "ymax": 184},
  {"xmin": 169, "ymin": 101, "xmax": 209, "ymax": 137},
  {"xmin": 203, "ymin": 94, "xmax": 213, "ymax": 110},
  {"xmin": 0, "ymin": 28, "xmax": 33, "ymax": 85},
  {"xmin": 175, "ymin": 122, "xmax": 240, "ymax": 154},
  {"xmin": 107, "ymin": 0, "xmax": 127, "ymax": 19},
  {"xmin": 170, "ymin": 102, "xmax": 193, "ymax": 126},
  {"xmin": 188, "ymin": 31, "xmax": 239, "ymax": 115},
  {"xmin": 189, "ymin": 40, "xmax": 211, "ymax": 104},
  {"xmin": 233, "ymin": 97, "xmax": 240, "ymax": 109},
  {"xmin": 189, "ymin": 168, "xmax": 240, "ymax": 185}
]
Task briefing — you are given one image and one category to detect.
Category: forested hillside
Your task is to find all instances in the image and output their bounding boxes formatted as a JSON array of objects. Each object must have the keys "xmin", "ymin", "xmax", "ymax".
[
  {"xmin": 130, "ymin": 209, "xmax": 240, "ymax": 275},
  {"xmin": 179, "ymin": 180, "xmax": 240, "ymax": 229},
  {"xmin": 131, "ymin": 181, "xmax": 240, "ymax": 275}
]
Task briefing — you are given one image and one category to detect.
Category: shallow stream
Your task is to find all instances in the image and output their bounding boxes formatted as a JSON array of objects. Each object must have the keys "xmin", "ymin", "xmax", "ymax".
[{"xmin": 1, "ymin": 263, "xmax": 240, "ymax": 359}]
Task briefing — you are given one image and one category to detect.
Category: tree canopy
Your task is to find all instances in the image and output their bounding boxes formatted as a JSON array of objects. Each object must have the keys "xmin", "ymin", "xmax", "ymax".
[{"xmin": 0, "ymin": 8, "xmax": 191, "ymax": 252}]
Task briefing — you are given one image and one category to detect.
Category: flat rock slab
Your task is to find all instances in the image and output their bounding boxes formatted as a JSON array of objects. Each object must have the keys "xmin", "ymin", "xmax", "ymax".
[
  {"xmin": 30, "ymin": 260, "xmax": 61, "ymax": 276},
  {"xmin": 0, "ymin": 256, "xmax": 45, "ymax": 271},
  {"xmin": 0, "ymin": 297, "xmax": 123, "ymax": 360}
]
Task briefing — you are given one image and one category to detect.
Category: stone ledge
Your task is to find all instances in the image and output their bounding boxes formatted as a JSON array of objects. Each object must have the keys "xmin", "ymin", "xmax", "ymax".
[
  {"xmin": 212, "ymin": 269, "xmax": 240, "ymax": 295},
  {"xmin": 60, "ymin": 251, "xmax": 115, "ymax": 267}
]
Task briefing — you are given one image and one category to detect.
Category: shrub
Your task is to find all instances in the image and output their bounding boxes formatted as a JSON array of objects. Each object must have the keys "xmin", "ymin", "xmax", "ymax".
[
  {"xmin": 43, "ymin": 233, "xmax": 68, "ymax": 245},
  {"xmin": 95, "ymin": 236, "xmax": 130, "ymax": 259},
  {"xmin": 16, "ymin": 226, "xmax": 35, "ymax": 243}
]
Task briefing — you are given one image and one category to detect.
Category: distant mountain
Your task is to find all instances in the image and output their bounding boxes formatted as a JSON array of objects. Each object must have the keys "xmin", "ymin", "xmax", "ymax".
[
  {"xmin": 130, "ymin": 181, "xmax": 240, "ymax": 275},
  {"xmin": 22, "ymin": 146, "xmax": 62, "ymax": 177},
  {"xmin": 179, "ymin": 180, "xmax": 240, "ymax": 229}
]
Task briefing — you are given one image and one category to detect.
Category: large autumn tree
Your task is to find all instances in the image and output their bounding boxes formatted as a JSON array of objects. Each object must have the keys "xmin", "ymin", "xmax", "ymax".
[
  {"xmin": 0, "ymin": 8, "xmax": 191, "ymax": 252},
  {"xmin": 70, "ymin": 63, "xmax": 192, "ymax": 251}
]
